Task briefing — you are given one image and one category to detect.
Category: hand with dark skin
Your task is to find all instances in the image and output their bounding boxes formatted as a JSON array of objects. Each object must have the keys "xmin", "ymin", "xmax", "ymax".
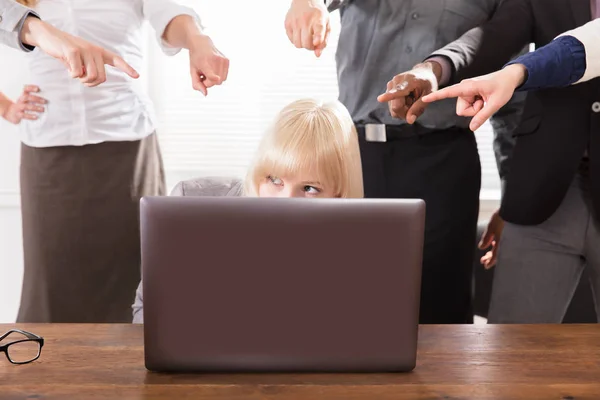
[
  {"xmin": 479, "ymin": 209, "xmax": 505, "ymax": 269},
  {"xmin": 376, "ymin": 61, "xmax": 443, "ymax": 123}
]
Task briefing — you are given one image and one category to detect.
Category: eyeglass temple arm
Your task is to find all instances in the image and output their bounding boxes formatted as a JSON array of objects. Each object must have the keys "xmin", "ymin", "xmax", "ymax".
[{"xmin": 0, "ymin": 329, "xmax": 42, "ymax": 342}]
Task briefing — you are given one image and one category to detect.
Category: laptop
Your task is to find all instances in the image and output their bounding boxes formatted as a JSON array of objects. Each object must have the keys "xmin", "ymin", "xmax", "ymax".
[{"xmin": 140, "ymin": 196, "xmax": 425, "ymax": 373}]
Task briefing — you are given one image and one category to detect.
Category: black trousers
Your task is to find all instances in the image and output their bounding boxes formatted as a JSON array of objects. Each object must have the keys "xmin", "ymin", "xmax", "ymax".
[{"xmin": 357, "ymin": 126, "xmax": 481, "ymax": 324}]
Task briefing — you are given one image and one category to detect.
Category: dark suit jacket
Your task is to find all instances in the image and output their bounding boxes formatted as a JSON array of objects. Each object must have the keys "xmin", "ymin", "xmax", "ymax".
[{"xmin": 431, "ymin": 0, "xmax": 599, "ymax": 225}]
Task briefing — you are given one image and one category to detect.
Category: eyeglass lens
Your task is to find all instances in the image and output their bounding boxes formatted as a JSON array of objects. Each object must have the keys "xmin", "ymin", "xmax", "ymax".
[{"xmin": 7, "ymin": 340, "xmax": 40, "ymax": 363}]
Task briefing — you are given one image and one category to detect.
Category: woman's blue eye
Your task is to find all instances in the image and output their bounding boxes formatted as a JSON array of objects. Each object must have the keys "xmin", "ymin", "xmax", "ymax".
[{"xmin": 304, "ymin": 186, "xmax": 320, "ymax": 194}]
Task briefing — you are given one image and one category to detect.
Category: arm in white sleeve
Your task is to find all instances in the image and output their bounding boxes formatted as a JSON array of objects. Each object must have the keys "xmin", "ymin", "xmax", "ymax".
[{"xmin": 142, "ymin": 0, "xmax": 202, "ymax": 56}]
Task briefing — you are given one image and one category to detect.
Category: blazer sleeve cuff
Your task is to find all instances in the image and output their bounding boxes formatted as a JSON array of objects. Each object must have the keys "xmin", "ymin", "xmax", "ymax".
[
  {"xmin": 504, "ymin": 36, "xmax": 585, "ymax": 91},
  {"xmin": 0, "ymin": 1, "xmax": 38, "ymax": 52},
  {"xmin": 16, "ymin": 11, "xmax": 38, "ymax": 52},
  {"xmin": 556, "ymin": 18, "xmax": 600, "ymax": 85}
]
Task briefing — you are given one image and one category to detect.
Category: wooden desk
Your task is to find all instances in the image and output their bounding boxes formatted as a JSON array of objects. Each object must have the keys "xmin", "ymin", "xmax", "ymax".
[{"xmin": 1, "ymin": 324, "xmax": 600, "ymax": 399}]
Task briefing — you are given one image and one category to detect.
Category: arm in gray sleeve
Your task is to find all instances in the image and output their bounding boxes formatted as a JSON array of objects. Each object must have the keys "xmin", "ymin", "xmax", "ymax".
[
  {"xmin": 0, "ymin": 0, "xmax": 39, "ymax": 51},
  {"xmin": 428, "ymin": 0, "xmax": 533, "ymax": 84}
]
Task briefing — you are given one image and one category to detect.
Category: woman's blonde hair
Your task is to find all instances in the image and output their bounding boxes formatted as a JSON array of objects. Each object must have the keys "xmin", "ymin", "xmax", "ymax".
[
  {"xmin": 16, "ymin": 0, "xmax": 38, "ymax": 7},
  {"xmin": 243, "ymin": 98, "xmax": 364, "ymax": 198}
]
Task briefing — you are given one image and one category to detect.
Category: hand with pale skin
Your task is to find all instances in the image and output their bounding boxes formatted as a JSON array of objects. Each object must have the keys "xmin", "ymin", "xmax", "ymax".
[
  {"xmin": 187, "ymin": 33, "xmax": 229, "ymax": 96},
  {"xmin": 0, "ymin": 85, "xmax": 46, "ymax": 124},
  {"xmin": 376, "ymin": 61, "xmax": 442, "ymax": 124},
  {"xmin": 162, "ymin": 15, "xmax": 229, "ymax": 96},
  {"xmin": 421, "ymin": 64, "xmax": 528, "ymax": 131},
  {"xmin": 284, "ymin": 0, "xmax": 331, "ymax": 57},
  {"xmin": 20, "ymin": 17, "xmax": 139, "ymax": 87},
  {"xmin": 478, "ymin": 209, "xmax": 505, "ymax": 269}
]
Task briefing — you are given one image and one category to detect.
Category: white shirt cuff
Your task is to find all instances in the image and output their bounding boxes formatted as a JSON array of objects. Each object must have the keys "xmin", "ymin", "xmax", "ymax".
[{"xmin": 145, "ymin": 2, "xmax": 203, "ymax": 56}]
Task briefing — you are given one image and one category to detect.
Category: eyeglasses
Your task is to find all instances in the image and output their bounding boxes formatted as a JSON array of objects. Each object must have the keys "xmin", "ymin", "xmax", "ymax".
[{"xmin": 0, "ymin": 329, "xmax": 44, "ymax": 364}]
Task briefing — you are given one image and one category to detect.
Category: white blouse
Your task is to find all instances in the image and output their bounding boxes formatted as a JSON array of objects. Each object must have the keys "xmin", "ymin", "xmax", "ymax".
[{"xmin": 20, "ymin": 0, "xmax": 200, "ymax": 148}]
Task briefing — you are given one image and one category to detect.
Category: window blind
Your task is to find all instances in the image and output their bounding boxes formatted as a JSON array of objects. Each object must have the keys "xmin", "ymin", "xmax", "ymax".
[{"xmin": 145, "ymin": 0, "xmax": 500, "ymax": 197}]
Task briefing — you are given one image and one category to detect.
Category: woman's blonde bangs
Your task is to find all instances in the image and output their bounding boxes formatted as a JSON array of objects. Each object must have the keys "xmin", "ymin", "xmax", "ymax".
[
  {"xmin": 255, "ymin": 130, "xmax": 344, "ymax": 193},
  {"xmin": 244, "ymin": 99, "xmax": 363, "ymax": 198}
]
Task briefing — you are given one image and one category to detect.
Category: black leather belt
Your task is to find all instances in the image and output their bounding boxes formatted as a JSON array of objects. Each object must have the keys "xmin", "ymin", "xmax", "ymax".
[
  {"xmin": 355, "ymin": 124, "xmax": 434, "ymax": 141},
  {"xmin": 355, "ymin": 123, "xmax": 454, "ymax": 141}
]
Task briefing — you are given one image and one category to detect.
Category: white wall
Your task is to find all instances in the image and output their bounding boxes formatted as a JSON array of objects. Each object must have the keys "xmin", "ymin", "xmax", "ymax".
[{"xmin": 0, "ymin": 45, "xmax": 28, "ymax": 323}]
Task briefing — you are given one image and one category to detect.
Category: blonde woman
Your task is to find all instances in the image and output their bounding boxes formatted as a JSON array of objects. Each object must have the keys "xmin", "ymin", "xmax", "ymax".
[
  {"xmin": 131, "ymin": 98, "xmax": 364, "ymax": 322},
  {"xmin": 15, "ymin": 0, "xmax": 229, "ymax": 323}
]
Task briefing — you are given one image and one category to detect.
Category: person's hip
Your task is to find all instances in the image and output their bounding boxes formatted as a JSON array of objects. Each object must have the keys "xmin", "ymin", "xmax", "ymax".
[{"xmin": 354, "ymin": 123, "xmax": 472, "ymax": 143}]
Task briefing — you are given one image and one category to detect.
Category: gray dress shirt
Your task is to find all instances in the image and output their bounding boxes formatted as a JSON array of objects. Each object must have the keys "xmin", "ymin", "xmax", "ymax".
[
  {"xmin": 0, "ymin": 0, "xmax": 37, "ymax": 51},
  {"xmin": 328, "ymin": 0, "xmax": 527, "ymax": 183},
  {"xmin": 329, "ymin": 0, "xmax": 500, "ymax": 128}
]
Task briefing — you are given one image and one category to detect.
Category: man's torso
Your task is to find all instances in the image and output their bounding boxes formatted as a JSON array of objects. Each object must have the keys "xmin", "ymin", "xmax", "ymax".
[{"xmin": 335, "ymin": 0, "xmax": 498, "ymax": 128}]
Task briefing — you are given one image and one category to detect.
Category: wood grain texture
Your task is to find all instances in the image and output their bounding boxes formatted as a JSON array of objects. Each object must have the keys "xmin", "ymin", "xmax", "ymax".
[{"xmin": 1, "ymin": 324, "xmax": 599, "ymax": 399}]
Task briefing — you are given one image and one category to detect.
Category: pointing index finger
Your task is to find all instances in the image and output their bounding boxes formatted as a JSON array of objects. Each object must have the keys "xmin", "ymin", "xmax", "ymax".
[
  {"xmin": 377, "ymin": 86, "xmax": 413, "ymax": 103},
  {"xmin": 422, "ymin": 84, "xmax": 476, "ymax": 103},
  {"xmin": 312, "ymin": 22, "xmax": 326, "ymax": 48},
  {"xmin": 102, "ymin": 49, "xmax": 139, "ymax": 79}
]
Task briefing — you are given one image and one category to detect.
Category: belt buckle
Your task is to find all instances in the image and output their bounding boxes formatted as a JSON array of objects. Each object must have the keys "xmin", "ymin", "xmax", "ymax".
[{"xmin": 365, "ymin": 124, "xmax": 387, "ymax": 143}]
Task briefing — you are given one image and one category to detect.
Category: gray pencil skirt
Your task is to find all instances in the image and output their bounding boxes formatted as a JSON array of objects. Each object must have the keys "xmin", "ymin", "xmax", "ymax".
[{"xmin": 16, "ymin": 133, "xmax": 166, "ymax": 323}]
